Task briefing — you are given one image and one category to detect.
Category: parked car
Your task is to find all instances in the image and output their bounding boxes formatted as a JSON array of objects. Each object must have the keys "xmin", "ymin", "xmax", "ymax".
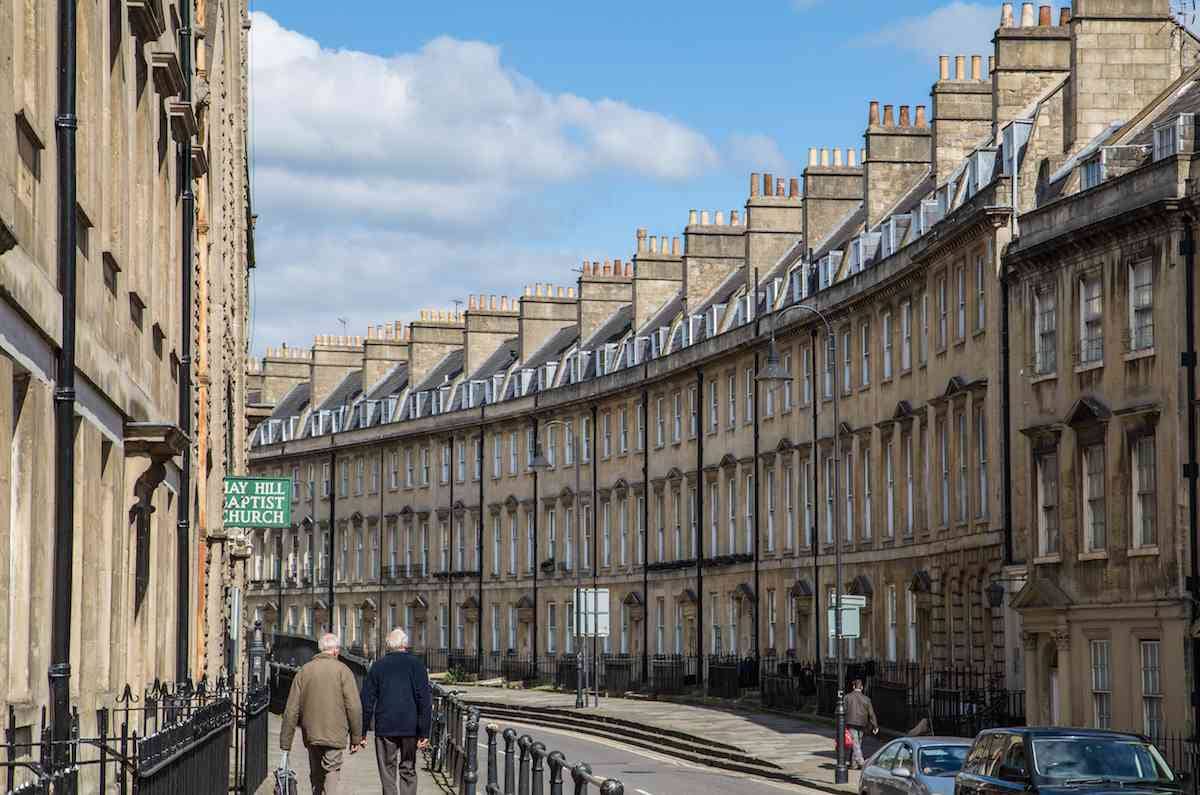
[
  {"xmin": 954, "ymin": 728, "xmax": 1183, "ymax": 795},
  {"xmin": 860, "ymin": 737, "xmax": 973, "ymax": 795}
]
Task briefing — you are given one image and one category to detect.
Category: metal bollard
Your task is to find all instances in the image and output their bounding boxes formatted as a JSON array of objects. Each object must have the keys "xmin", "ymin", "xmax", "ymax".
[
  {"xmin": 531, "ymin": 742, "xmax": 547, "ymax": 795},
  {"xmin": 548, "ymin": 751, "xmax": 566, "ymax": 795},
  {"xmin": 503, "ymin": 728, "xmax": 518, "ymax": 795},
  {"xmin": 486, "ymin": 723, "xmax": 500, "ymax": 791},
  {"xmin": 464, "ymin": 709, "xmax": 481, "ymax": 795},
  {"xmin": 570, "ymin": 763, "xmax": 592, "ymax": 795},
  {"xmin": 517, "ymin": 734, "xmax": 533, "ymax": 795}
]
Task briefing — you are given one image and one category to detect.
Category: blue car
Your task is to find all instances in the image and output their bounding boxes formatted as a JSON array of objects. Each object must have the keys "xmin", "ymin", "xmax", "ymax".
[{"xmin": 860, "ymin": 737, "xmax": 973, "ymax": 795}]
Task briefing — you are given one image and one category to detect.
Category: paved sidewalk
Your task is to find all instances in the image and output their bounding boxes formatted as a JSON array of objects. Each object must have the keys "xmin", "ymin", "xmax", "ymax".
[
  {"xmin": 256, "ymin": 714, "xmax": 441, "ymax": 794},
  {"xmin": 458, "ymin": 685, "xmax": 883, "ymax": 793}
]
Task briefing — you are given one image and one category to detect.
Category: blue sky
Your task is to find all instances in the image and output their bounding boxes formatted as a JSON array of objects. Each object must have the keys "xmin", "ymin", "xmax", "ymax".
[{"xmin": 247, "ymin": 0, "xmax": 1003, "ymax": 353}]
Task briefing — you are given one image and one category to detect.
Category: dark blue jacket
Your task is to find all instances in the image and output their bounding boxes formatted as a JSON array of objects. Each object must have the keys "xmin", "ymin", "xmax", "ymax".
[{"xmin": 360, "ymin": 651, "xmax": 432, "ymax": 738}]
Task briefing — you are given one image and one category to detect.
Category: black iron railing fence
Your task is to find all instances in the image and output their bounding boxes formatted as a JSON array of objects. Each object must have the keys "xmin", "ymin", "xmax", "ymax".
[
  {"xmin": 430, "ymin": 684, "xmax": 624, "ymax": 795},
  {"xmin": 1, "ymin": 676, "xmax": 269, "ymax": 795}
]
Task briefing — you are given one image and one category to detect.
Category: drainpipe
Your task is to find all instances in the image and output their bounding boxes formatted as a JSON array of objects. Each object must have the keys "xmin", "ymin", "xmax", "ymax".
[
  {"xmin": 478, "ymin": 412, "xmax": 485, "ymax": 673},
  {"xmin": 177, "ymin": 0, "xmax": 196, "ymax": 685},
  {"xmin": 377, "ymin": 446, "xmax": 385, "ymax": 659},
  {"xmin": 591, "ymin": 403, "xmax": 599, "ymax": 706},
  {"xmin": 448, "ymin": 435, "xmax": 455, "ymax": 657},
  {"xmin": 48, "ymin": 0, "xmax": 79, "ymax": 770},
  {"xmin": 1000, "ymin": 255, "xmax": 1014, "ymax": 566},
  {"xmin": 641, "ymin": 386, "xmax": 649, "ymax": 679},
  {"xmin": 695, "ymin": 369, "xmax": 705, "ymax": 691},
  {"xmin": 811, "ymin": 328, "xmax": 821, "ymax": 668},
  {"xmin": 753, "ymin": 282, "xmax": 761, "ymax": 667},
  {"xmin": 1182, "ymin": 217, "xmax": 1200, "ymax": 739},
  {"xmin": 531, "ymin": 419, "xmax": 539, "ymax": 680},
  {"xmin": 328, "ymin": 449, "xmax": 337, "ymax": 631}
]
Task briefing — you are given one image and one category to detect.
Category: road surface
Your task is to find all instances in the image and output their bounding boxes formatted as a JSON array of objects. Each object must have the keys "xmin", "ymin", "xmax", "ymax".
[{"xmin": 481, "ymin": 719, "xmax": 829, "ymax": 795}]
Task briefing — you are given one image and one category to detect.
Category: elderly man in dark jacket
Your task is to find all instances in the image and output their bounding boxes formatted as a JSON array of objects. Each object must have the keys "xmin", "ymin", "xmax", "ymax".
[
  {"xmin": 359, "ymin": 628, "xmax": 432, "ymax": 795},
  {"xmin": 844, "ymin": 678, "xmax": 879, "ymax": 770}
]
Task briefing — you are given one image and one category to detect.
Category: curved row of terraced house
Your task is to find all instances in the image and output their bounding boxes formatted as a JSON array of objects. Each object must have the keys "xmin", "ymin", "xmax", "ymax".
[{"xmin": 247, "ymin": 1, "xmax": 1200, "ymax": 739}]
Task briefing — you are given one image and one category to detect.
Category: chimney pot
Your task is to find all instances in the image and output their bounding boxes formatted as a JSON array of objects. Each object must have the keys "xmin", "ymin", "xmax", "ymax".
[
  {"xmin": 1059, "ymin": 7, "xmax": 1070, "ymax": 24},
  {"xmin": 1020, "ymin": 2, "xmax": 1035, "ymax": 26},
  {"xmin": 971, "ymin": 55, "xmax": 982, "ymax": 80},
  {"xmin": 524, "ymin": 285, "xmax": 532, "ymax": 297},
  {"xmin": 557, "ymin": 286, "xmax": 564, "ymax": 298},
  {"xmin": 688, "ymin": 209, "xmax": 698, "ymax": 225},
  {"xmin": 1038, "ymin": 4, "xmax": 1051, "ymax": 25},
  {"xmin": 700, "ymin": 211, "xmax": 710, "ymax": 226},
  {"xmin": 869, "ymin": 100, "xmax": 880, "ymax": 125},
  {"xmin": 624, "ymin": 262, "xmax": 632, "ymax": 277},
  {"xmin": 899, "ymin": 105, "xmax": 911, "ymax": 127},
  {"xmin": 847, "ymin": 148, "xmax": 858, "ymax": 167},
  {"xmin": 567, "ymin": 287, "xmax": 576, "ymax": 298},
  {"xmin": 776, "ymin": 177, "xmax": 785, "ymax": 195},
  {"xmin": 672, "ymin": 236, "xmax": 681, "ymax": 255},
  {"xmin": 1001, "ymin": 2, "xmax": 1014, "ymax": 26},
  {"xmin": 808, "ymin": 147, "xmax": 819, "ymax": 167},
  {"xmin": 594, "ymin": 260, "xmax": 602, "ymax": 274},
  {"xmin": 489, "ymin": 295, "xmax": 497, "ymax": 309},
  {"xmin": 750, "ymin": 172, "xmax": 760, "ymax": 197},
  {"xmin": 614, "ymin": 258, "xmax": 623, "ymax": 272},
  {"xmin": 820, "ymin": 147, "xmax": 830, "ymax": 166},
  {"xmin": 730, "ymin": 210, "xmax": 740, "ymax": 225},
  {"xmin": 860, "ymin": 147, "xmax": 866, "ymax": 165},
  {"xmin": 500, "ymin": 296, "xmax": 509, "ymax": 310},
  {"xmin": 649, "ymin": 234, "xmax": 659, "ymax": 253},
  {"xmin": 939, "ymin": 55, "xmax": 949, "ymax": 80},
  {"xmin": 789, "ymin": 177, "xmax": 800, "ymax": 198},
  {"xmin": 763, "ymin": 173, "xmax": 774, "ymax": 196},
  {"xmin": 915, "ymin": 104, "xmax": 927, "ymax": 127},
  {"xmin": 883, "ymin": 104, "xmax": 895, "ymax": 126},
  {"xmin": 955, "ymin": 55, "xmax": 965, "ymax": 80},
  {"xmin": 715, "ymin": 210, "xmax": 725, "ymax": 225},
  {"xmin": 637, "ymin": 227, "xmax": 647, "ymax": 252},
  {"xmin": 988, "ymin": 55, "xmax": 995, "ymax": 75},
  {"xmin": 833, "ymin": 148, "xmax": 843, "ymax": 167}
]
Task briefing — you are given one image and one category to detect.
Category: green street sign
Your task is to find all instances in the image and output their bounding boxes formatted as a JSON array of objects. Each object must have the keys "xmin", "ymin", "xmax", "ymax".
[{"xmin": 223, "ymin": 477, "xmax": 292, "ymax": 529}]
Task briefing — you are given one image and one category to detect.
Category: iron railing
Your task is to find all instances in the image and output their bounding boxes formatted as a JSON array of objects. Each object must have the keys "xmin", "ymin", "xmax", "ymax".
[{"xmin": 430, "ymin": 684, "xmax": 624, "ymax": 795}]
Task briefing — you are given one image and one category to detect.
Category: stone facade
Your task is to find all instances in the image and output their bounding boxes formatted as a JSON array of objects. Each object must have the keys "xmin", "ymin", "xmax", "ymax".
[
  {"xmin": 0, "ymin": 0, "xmax": 252, "ymax": 740},
  {"xmin": 246, "ymin": 0, "xmax": 1200, "ymax": 739}
]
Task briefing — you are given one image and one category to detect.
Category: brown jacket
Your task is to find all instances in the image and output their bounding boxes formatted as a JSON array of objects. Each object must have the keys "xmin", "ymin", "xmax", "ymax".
[
  {"xmin": 280, "ymin": 653, "xmax": 364, "ymax": 751},
  {"xmin": 845, "ymin": 689, "xmax": 878, "ymax": 732}
]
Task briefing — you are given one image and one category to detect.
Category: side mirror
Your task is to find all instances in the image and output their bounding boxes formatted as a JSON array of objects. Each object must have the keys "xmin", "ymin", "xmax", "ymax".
[
  {"xmin": 998, "ymin": 764, "xmax": 1028, "ymax": 783},
  {"xmin": 894, "ymin": 767, "xmax": 913, "ymax": 779}
]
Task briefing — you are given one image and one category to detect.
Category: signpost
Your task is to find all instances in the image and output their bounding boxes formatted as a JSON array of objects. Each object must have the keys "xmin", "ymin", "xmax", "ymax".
[
  {"xmin": 575, "ymin": 587, "xmax": 610, "ymax": 637},
  {"xmin": 223, "ymin": 476, "xmax": 293, "ymax": 529},
  {"xmin": 827, "ymin": 593, "xmax": 866, "ymax": 639}
]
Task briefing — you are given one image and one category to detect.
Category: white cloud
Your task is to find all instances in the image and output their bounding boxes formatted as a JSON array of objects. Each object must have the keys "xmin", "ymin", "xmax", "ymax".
[
  {"xmin": 855, "ymin": 2, "xmax": 996, "ymax": 58},
  {"xmin": 727, "ymin": 133, "xmax": 792, "ymax": 175},
  {"xmin": 247, "ymin": 12, "xmax": 739, "ymax": 349}
]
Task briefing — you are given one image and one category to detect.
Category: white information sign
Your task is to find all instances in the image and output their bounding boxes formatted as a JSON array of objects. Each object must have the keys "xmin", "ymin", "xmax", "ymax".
[
  {"xmin": 575, "ymin": 588, "xmax": 610, "ymax": 637},
  {"xmin": 827, "ymin": 593, "xmax": 865, "ymax": 638}
]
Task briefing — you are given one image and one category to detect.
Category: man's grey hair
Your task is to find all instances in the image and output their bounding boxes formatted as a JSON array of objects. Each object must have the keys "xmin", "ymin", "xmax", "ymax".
[
  {"xmin": 385, "ymin": 628, "xmax": 410, "ymax": 652},
  {"xmin": 318, "ymin": 633, "xmax": 341, "ymax": 653}
]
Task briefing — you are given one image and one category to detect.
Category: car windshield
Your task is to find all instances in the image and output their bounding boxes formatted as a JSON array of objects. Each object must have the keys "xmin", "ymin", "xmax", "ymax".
[
  {"xmin": 918, "ymin": 746, "xmax": 968, "ymax": 777},
  {"xmin": 1032, "ymin": 738, "xmax": 1176, "ymax": 784}
]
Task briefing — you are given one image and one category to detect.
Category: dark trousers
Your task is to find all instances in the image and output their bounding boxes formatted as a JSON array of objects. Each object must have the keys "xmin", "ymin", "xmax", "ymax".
[{"xmin": 375, "ymin": 735, "xmax": 418, "ymax": 795}]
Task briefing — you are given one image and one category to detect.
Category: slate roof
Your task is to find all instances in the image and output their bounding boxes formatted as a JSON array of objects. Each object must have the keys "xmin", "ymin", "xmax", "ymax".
[
  {"xmin": 580, "ymin": 305, "xmax": 632, "ymax": 351},
  {"xmin": 811, "ymin": 203, "xmax": 866, "ymax": 261},
  {"xmin": 365, "ymin": 362, "xmax": 410, "ymax": 400},
  {"xmin": 412, "ymin": 349, "xmax": 465, "ymax": 393},
  {"xmin": 524, "ymin": 325, "xmax": 578, "ymax": 369},
  {"xmin": 316, "ymin": 370, "xmax": 363, "ymax": 413},
  {"xmin": 268, "ymin": 382, "xmax": 311, "ymax": 421},
  {"xmin": 468, "ymin": 337, "xmax": 521, "ymax": 381},
  {"xmin": 638, "ymin": 291, "xmax": 682, "ymax": 335}
]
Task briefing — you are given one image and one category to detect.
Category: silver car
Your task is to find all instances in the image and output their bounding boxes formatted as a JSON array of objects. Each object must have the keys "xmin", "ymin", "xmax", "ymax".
[{"xmin": 859, "ymin": 737, "xmax": 973, "ymax": 795}]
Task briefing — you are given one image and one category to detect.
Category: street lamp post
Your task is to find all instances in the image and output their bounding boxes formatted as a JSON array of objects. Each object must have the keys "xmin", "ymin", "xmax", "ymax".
[
  {"xmin": 531, "ymin": 418, "xmax": 586, "ymax": 708},
  {"xmin": 757, "ymin": 302, "xmax": 847, "ymax": 785}
]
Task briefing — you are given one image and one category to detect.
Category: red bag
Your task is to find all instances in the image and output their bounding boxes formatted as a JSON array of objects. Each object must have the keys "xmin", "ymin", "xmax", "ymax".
[{"xmin": 842, "ymin": 728, "xmax": 854, "ymax": 750}]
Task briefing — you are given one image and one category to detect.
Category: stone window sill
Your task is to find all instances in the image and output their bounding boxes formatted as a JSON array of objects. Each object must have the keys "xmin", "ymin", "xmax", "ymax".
[
  {"xmin": 1030, "ymin": 372, "xmax": 1057, "ymax": 385},
  {"xmin": 1074, "ymin": 361, "xmax": 1103, "ymax": 375},
  {"xmin": 1123, "ymin": 348, "xmax": 1155, "ymax": 363},
  {"xmin": 1033, "ymin": 554, "xmax": 1062, "ymax": 565},
  {"xmin": 1077, "ymin": 550, "xmax": 1108, "ymax": 562},
  {"xmin": 1127, "ymin": 546, "xmax": 1160, "ymax": 557}
]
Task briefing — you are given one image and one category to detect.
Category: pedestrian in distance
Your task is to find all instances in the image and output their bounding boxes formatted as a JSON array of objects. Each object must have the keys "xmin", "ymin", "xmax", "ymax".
[
  {"xmin": 358, "ymin": 627, "xmax": 432, "ymax": 795},
  {"xmin": 844, "ymin": 678, "xmax": 879, "ymax": 770},
  {"xmin": 279, "ymin": 633, "xmax": 365, "ymax": 795}
]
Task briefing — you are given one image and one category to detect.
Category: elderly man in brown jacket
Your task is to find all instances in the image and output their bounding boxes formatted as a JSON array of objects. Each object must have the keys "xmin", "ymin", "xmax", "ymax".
[{"xmin": 280, "ymin": 633, "xmax": 364, "ymax": 794}]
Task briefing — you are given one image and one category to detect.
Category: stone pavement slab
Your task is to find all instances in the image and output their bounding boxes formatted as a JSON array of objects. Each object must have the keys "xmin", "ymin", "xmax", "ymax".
[
  {"xmin": 457, "ymin": 685, "xmax": 883, "ymax": 793},
  {"xmin": 257, "ymin": 714, "xmax": 441, "ymax": 794}
]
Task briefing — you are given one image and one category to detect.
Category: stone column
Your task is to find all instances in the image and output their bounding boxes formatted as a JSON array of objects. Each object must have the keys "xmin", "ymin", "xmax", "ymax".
[
  {"xmin": 1053, "ymin": 628, "xmax": 1072, "ymax": 726},
  {"xmin": 1022, "ymin": 631, "xmax": 1040, "ymax": 724}
]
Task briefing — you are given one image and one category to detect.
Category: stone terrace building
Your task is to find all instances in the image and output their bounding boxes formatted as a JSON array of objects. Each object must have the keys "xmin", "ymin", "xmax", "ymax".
[
  {"xmin": 248, "ymin": 1, "xmax": 1200, "ymax": 737},
  {"xmin": 0, "ymin": 0, "xmax": 253, "ymax": 740}
]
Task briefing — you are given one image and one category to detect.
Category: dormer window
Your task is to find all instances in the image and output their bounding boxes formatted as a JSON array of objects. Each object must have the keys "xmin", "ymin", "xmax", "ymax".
[
  {"xmin": 1081, "ymin": 153, "xmax": 1105, "ymax": 190},
  {"xmin": 1153, "ymin": 113, "xmax": 1191, "ymax": 161}
]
